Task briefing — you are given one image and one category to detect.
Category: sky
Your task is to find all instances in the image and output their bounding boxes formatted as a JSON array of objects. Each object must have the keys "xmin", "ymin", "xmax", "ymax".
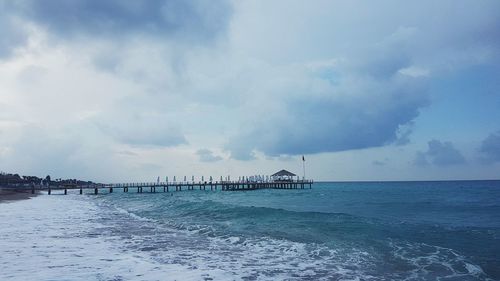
[{"xmin": 0, "ymin": 0, "xmax": 499, "ymax": 182}]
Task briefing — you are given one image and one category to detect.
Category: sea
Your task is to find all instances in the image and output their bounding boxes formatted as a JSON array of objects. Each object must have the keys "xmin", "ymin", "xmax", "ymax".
[{"xmin": 1, "ymin": 181, "xmax": 499, "ymax": 280}]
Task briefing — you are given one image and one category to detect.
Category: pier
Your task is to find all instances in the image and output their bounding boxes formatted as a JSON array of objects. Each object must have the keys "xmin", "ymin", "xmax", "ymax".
[
  {"xmin": 36, "ymin": 179, "xmax": 313, "ymax": 195},
  {"xmin": 2, "ymin": 169, "xmax": 314, "ymax": 196}
]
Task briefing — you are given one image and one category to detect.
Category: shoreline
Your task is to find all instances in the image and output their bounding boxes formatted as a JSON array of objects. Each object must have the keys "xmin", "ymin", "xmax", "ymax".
[{"xmin": 0, "ymin": 188, "xmax": 39, "ymax": 203}]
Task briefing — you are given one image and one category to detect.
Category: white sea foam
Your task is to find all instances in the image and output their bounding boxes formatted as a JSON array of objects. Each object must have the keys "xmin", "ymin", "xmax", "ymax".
[
  {"xmin": 465, "ymin": 262, "xmax": 483, "ymax": 276},
  {"xmin": 114, "ymin": 205, "xmax": 156, "ymax": 222},
  {"xmin": 388, "ymin": 240, "xmax": 490, "ymax": 280},
  {"xmin": 0, "ymin": 195, "xmax": 233, "ymax": 281}
]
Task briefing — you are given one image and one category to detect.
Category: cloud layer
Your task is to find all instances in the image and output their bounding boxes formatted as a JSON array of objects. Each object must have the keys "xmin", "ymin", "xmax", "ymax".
[
  {"xmin": 196, "ymin": 149, "xmax": 223, "ymax": 162},
  {"xmin": 222, "ymin": 1, "xmax": 500, "ymax": 160},
  {"xmin": 225, "ymin": 62, "xmax": 428, "ymax": 159},
  {"xmin": 414, "ymin": 140, "xmax": 466, "ymax": 167},
  {"xmin": 2, "ymin": 0, "xmax": 230, "ymax": 45},
  {"xmin": 0, "ymin": 0, "xmax": 499, "ymax": 180},
  {"xmin": 479, "ymin": 131, "xmax": 500, "ymax": 164}
]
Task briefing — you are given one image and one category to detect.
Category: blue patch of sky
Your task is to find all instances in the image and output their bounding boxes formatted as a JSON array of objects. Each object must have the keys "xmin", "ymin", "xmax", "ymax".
[
  {"xmin": 316, "ymin": 69, "xmax": 341, "ymax": 85},
  {"xmin": 412, "ymin": 63, "xmax": 500, "ymax": 143}
]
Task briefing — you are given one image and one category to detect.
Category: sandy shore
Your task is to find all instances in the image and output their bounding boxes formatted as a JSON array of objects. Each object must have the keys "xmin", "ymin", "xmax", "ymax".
[{"xmin": 0, "ymin": 188, "xmax": 39, "ymax": 203}]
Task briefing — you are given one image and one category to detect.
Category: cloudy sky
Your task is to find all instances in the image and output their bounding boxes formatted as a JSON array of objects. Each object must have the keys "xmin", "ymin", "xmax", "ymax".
[{"xmin": 0, "ymin": 0, "xmax": 499, "ymax": 182}]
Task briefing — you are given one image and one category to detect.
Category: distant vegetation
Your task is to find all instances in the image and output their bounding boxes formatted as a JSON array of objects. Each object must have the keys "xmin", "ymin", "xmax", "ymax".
[{"xmin": 0, "ymin": 172, "xmax": 96, "ymax": 187}]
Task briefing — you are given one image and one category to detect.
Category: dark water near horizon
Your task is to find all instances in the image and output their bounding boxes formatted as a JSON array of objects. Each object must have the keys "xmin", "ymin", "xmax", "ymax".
[{"xmin": 1, "ymin": 180, "xmax": 499, "ymax": 280}]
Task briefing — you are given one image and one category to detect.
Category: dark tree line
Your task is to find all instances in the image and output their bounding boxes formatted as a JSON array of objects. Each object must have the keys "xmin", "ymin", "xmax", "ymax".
[{"xmin": 0, "ymin": 172, "xmax": 94, "ymax": 187}]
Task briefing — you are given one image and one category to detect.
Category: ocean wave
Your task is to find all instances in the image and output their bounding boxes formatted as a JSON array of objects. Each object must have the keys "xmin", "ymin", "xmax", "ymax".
[{"xmin": 92, "ymin": 196, "xmax": 492, "ymax": 280}]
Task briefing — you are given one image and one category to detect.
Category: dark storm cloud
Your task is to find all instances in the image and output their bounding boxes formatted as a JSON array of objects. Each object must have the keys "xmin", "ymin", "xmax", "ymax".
[
  {"xmin": 0, "ymin": 0, "xmax": 231, "ymax": 58},
  {"xmin": 0, "ymin": 2, "xmax": 28, "ymax": 58},
  {"xmin": 478, "ymin": 131, "xmax": 500, "ymax": 163},
  {"xmin": 414, "ymin": 140, "xmax": 466, "ymax": 167},
  {"xmin": 17, "ymin": 0, "xmax": 230, "ymax": 39},
  {"xmin": 226, "ymin": 73, "xmax": 429, "ymax": 160}
]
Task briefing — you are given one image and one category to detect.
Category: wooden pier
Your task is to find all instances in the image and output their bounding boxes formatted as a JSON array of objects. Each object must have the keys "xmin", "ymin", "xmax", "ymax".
[{"xmin": 35, "ymin": 179, "xmax": 314, "ymax": 195}]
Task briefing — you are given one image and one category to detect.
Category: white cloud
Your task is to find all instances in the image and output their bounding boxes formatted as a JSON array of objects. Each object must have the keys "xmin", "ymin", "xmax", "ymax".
[
  {"xmin": 398, "ymin": 66, "xmax": 430, "ymax": 78},
  {"xmin": 414, "ymin": 140, "xmax": 466, "ymax": 167}
]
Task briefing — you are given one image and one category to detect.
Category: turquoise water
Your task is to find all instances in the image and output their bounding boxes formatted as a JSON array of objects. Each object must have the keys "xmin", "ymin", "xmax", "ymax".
[{"xmin": 92, "ymin": 181, "xmax": 500, "ymax": 280}]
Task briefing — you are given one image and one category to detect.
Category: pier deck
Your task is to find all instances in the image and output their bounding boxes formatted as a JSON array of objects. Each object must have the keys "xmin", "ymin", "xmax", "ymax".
[{"xmin": 31, "ymin": 180, "xmax": 314, "ymax": 195}]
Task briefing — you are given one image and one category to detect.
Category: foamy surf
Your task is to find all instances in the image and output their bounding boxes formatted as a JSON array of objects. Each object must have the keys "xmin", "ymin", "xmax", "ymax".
[{"xmin": 0, "ymin": 195, "xmax": 232, "ymax": 281}]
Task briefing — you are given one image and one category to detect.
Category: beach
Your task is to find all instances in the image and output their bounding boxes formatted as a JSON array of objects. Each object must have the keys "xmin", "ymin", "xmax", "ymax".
[{"xmin": 0, "ymin": 187, "xmax": 38, "ymax": 203}]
